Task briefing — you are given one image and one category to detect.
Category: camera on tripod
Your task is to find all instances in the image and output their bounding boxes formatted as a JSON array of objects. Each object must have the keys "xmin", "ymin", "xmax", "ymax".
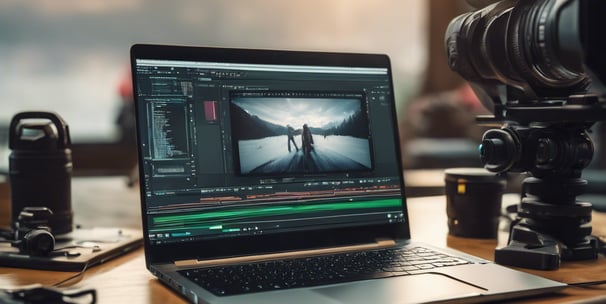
[{"xmin": 445, "ymin": 0, "xmax": 606, "ymax": 269}]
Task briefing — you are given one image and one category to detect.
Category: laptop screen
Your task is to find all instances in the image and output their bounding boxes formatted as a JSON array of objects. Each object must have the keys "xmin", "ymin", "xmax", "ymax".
[{"xmin": 131, "ymin": 45, "xmax": 408, "ymax": 256}]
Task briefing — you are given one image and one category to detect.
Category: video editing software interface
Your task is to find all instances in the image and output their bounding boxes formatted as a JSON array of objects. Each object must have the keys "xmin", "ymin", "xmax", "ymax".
[{"xmin": 134, "ymin": 57, "xmax": 405, "ymax": 245}]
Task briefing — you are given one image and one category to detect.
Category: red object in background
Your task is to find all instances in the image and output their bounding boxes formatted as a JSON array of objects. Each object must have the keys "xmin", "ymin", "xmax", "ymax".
[
  {"xmin": 118, "ymin": 67, "xmax": 134, "ymax": 103},
  {"xmin": 457, "ymin": 83, "xmax": 484, "ymax": 112}
]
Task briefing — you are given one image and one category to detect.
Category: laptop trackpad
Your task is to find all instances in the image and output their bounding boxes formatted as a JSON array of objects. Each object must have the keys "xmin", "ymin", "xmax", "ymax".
[{"xmin": 314, "ymin": 273, "xmax": 485, "ymax": 304}]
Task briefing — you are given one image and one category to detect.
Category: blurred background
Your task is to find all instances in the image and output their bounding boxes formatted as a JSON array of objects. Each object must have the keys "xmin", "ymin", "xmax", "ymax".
[
  {"xmin": 1, "ymin": 0, "xmax": 483, "ymax": 175},
  {"xmin": 0, "ymin": 0, "xmax": 427, "ymax": 141},
  {"xmin": 5, "ymin": 0, "xmax": 603, "ymax": 176}
]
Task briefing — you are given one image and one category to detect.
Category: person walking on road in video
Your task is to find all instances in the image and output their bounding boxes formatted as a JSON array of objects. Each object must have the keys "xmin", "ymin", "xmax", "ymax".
[
  {"xmin": 302, "ymin": 123, "xmax": 314, "ymax": 155},
  {"xmin": 287, "ymin": 124, "xmax": 299, "ymax": 152}
]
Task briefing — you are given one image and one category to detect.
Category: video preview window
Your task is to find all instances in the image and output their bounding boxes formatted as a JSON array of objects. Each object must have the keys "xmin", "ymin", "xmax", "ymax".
[{"xmin": 230, "ymin": 92, "xmax": 374, "ymax": 176}]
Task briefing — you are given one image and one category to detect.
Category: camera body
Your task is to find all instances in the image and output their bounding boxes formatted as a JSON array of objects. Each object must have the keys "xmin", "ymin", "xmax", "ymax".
[
  {"xmin": 446, "ymin": 0, "xmax": 606, "ymax": 269},
  {"xmin": 12, "ymin": 207, "xmax": 56, "ymax": 256}
]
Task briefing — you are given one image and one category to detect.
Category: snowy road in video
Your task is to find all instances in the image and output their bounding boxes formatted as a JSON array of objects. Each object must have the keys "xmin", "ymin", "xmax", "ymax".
[{"xmin": 238, "ymin": 135, "xmax": 372, "ymax": 174}]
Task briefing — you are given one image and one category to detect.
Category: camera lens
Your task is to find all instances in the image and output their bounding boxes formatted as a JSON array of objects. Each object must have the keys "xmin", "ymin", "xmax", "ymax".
[
  {"xmin": 446, "ymin": 0, "xmax": 591, "ymax": 100},
  {"xmin": 508, "ymin": 0, "xmax": 589, "ymax": 96}
]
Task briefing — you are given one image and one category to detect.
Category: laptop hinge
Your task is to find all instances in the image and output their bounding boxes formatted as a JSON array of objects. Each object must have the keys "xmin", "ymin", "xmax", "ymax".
[{"xmin": 174, "ymin": 238, "xmax": 397, "ymax": 267}]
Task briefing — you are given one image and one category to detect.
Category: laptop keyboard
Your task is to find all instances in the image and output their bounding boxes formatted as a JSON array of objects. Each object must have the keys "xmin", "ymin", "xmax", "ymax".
[{"xmin": 178, "ymin": 246, "xmax": 473, "ymax": 296}]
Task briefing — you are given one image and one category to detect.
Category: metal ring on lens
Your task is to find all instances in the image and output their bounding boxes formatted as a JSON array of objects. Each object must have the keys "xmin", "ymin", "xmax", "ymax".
[{"xmin": 515, "ymin": 0, "xmax": 589, "ymax": 93}]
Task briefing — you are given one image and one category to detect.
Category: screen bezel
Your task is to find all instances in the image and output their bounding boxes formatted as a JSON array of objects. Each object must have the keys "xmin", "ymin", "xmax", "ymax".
[{"xmin": 129, "ymin": 44, "xmax": 410, "ymax": 266}]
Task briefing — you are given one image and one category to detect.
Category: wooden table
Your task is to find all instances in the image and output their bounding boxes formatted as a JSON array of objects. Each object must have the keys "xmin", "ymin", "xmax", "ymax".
[{"xmin": 1, "ymin": 177, "xmax": 606, "ymax": 303}]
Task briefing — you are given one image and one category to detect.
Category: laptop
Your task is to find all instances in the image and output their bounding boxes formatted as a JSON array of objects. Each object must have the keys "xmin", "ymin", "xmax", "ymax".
[{"xmin": 129, "ymin": 44, "xmax": 566, "ymax": 304}]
